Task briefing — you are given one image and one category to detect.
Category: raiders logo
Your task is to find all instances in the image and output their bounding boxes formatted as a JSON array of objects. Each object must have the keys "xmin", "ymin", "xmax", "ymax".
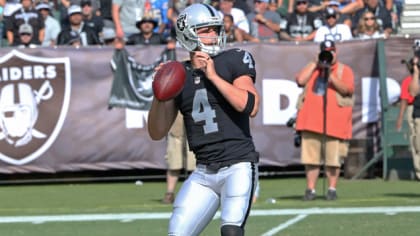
[
  {"xmin": 177, "ymin": 14, "xmax": 187, "ymax": 32},
  {"xmin": 0, "ymin": 50, "xmax": 71, "ymax": 165}
]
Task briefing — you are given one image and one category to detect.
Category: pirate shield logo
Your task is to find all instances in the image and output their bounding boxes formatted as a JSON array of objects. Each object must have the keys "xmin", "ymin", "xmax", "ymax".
[
  {"xmin": 0, "ymin": 50, "xmax": 71, "ymax": 165},
  {"xmin": 177, "ymin": 14, "xmax": 186, "ymax": 32}
]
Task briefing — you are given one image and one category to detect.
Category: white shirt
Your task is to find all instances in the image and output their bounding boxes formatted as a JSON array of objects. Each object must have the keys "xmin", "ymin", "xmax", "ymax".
[
  {"xmin": 314, "ymin": 24, "xmax": 353, "ymax": 43},
  {"xmin": 218, "ymin": 7, "xmax": 250, "ymax": 34},
  {"xmin": 42, "ymin": 15, "xmax": 61, "ymax": 47}
]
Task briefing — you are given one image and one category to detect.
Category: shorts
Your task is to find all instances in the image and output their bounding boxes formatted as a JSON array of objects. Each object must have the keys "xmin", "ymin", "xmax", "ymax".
[
  {"xmin": 165, "ymin": 133, "xmax": 196, "ymax": 171},
  {"xmin": 300, "ymin": 131, "xmax": 349, "ymax": 167},
  {"xmin": 165, "ymin": 113, "xmax": 195, "ymax": 171}
]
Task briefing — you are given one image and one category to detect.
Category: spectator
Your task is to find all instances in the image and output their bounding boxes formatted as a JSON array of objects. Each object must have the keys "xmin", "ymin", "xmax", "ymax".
[
  {"xmin": 233, "ymin": 0, "xmax": 251, "ymax": 14},
  {"xmin": 247, "ymin": 0, "xmax": 281, "ymax": 42},
  {"xmin": 56, "ymin": 5, "xmax": 100, "ymax": 45},
  {"xmin": 397, "ymin": 58, "xmax": 416, "ymax": 178},
  {"xmin": 326, "ymin": 1, "xmax": 352, "ymax": 28},
  {"xmin": 148, "ymin": 0, "xmax": 170, "ymax": 36},
  {"xmin": 313, "ymin": 7, "xmax": 352, "ymax": 42},
  {"xmin": 392, "ymin": 0, "xmax": 403, "ymax": 30},
  {"xmin": 1, "ymin": 0, "xmax": 22, "ymax": 18},
  {"xmin": 67, "ymin": 30, "xmax": 81, "ymax": 46},
  {"xmin": 16, "ymin": 23, "xmax": 38, "ymax": 47},
  {"xmin": 218, "ymin": 0, "xmax": 250, "ymax": 33},
  {"xmin": 5, "ymin": 0, "xmax": 45, "ymax": 46},
  {"xmin": 102, "ymin": 27, "xmax": 116, "ymax": 45},
  {"xmin": 223, "ymin": 14, "xmax": 259, "ymax": 43},
  {"xmin": 126, "ymin": 15, "xmax": 168, "ymax": 45},
  {"xmin": 352, "ymin": 0, "xmax": 392, "ymax": 38},
  {"xmin": 36, "ymin": 2, "xmax": 61, "ymax": 47},
  {"xmin": 310, "ymin": 1, "xmax": 352, "ymax": 28},
  {"xmin": 279, "ymin": 0, "xmax": 322, "ymax": 42},
  {"xmin": 80, "ymin": 0, "xmax": 103, "ymax": 39},
  {"xmin": 98, "ymin": 0, "xmax": 114, "ymax": 28},
  {"xmin": 339, "ymin": 0, "xmax": 364, "ymax": 14},
  {"xmin": 161, "ymin": 113, "xmax": 196, "ymax": 204},
  {"xmin": 355, "ymin": 10, "xmax": 385, "ymax": 39},
  {"xmin": 295, "ymin": 40, "xmax": 355, "ymax": 200},
  {"xmin": 112, "ymin": 0, "xmax": 144, "ymax": 39},
  {"xmin": 407, "ymin": 42, "xmax": 420, "ymax": 181},
  {"xmin": 60, "ymin": 0, "xmax": 100, "ymax": 27}
]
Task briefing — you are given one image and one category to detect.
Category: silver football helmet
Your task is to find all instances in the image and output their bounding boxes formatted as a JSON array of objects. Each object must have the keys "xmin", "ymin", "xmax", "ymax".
[{"xmin": 175, "ymin": 3, "xmax": 226, "ymax": 55}]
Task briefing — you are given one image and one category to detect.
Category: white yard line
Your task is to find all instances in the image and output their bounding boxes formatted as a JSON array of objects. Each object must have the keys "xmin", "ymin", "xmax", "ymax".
[
  {"xmin": 1, "ymin": 206, "xmax": 420, "ymax": 224},
  {"xmin": 261, "ymin": 214, "xmax": 308, "ymax": 236}
]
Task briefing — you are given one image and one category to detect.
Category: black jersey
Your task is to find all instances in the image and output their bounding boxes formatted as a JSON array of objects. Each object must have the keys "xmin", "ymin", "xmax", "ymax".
[
  {"xmin": 282, "ymin": 12, "xmax": 322, "ymax": 39},
  {"xmin": 175, "ymin": 48, "xmax": 259, "ymax": 168}
]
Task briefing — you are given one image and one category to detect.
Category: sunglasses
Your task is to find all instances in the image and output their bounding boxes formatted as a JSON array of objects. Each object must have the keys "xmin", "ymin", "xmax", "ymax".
[
  {"xmin": 326, "ymin": 15, "xmax": 336, "ymax": 19},
  {"xmin": 20, "ymin": 33, "xmax": 32, "ymax": 36},
  {"xmin": 364, "ymin": 17, "xmax": 376, "ymax": 21},
  {"xmin": 296, "ymin": 1, "xmax": 307, "ymax": 5}
]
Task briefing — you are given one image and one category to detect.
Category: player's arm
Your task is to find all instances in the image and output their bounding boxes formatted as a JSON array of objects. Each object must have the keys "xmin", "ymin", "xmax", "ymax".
[
  {"xmin": 193, "ymin": 51, "xmax": 259, "ymax": 117},
  {"xmin": 193, "ymin": 52, "xmax": 260, "ymax": 117},
  {"xmin": 212, "ymin": 74, "xmax": 259, "ymax": 117},
  {"xmin": 147, "ymin": 98, "xmax": 178, "ymax": 140}
]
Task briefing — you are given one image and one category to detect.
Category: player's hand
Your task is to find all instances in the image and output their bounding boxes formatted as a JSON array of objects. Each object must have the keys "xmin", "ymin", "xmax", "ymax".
[{"xmin": 191, "ymin": 51, "xmax": 217, "ymax": 79}]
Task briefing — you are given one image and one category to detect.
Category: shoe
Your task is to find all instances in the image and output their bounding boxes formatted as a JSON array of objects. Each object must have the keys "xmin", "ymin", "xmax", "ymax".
[
  {"xmin": 326, "ymin": 189, "xmax": 337, "ymax": 201},
  {"xmin": 162, "ymin": 192, "xmax": 174, "ymax": 204},
  {"xmin": 303, "ymin": 189, "xmax": 316, "ymax": 201}
]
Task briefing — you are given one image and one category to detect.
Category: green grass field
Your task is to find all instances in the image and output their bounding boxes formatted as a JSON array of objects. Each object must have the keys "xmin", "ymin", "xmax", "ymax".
[{"xmin": 1, "ymin": 177, "xmax": 420, "ymax": 236}]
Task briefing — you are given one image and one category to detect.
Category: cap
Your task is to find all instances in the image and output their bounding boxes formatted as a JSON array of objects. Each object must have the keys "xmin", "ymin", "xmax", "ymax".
[
  {"xmin": 136, "ymin": 17, "xmax": 158, "ymax": 29},
  {"xmin": 325, "ymin": 7, "xmax": 337, "ymax": 17},
  {"xmin": 68, "ymin": 31, "xmax": 81, "ymax": 44},
  {"xmin": 320, "ymin": 40, "xmax": 336, "ymax": 51},
  {"xmin": 19, "ymin": 24, "xmax": 33, "ymax": 35},
  {"xmin": 103, "ymin": 28, "xmax": 116, "ymax": 41},
  {"xmin": 80, "ymin": 0, "xmax": 92, "ymax": 6},
  {"xmin": 67, "ymin": 5, "xmax": 82, "ymax": 16},
  {"xmin": 256, "ymin": 0, "xmax": 269, "ymax": 3},
  {"xmin": 328, "ymin": 1, "xmax": 340, "ymax": 7},
  {"xmin": 35, "ymin": 3, "xmax": 50, "ymax": 11}
]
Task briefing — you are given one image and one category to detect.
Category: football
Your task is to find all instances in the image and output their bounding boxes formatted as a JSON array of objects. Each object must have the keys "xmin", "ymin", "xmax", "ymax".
[{"xmin": 152, "ymin": 61, "xmax": 186, "ymax": 101}]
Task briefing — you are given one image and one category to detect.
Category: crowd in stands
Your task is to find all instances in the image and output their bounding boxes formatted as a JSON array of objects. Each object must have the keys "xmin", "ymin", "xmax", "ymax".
[{"xmin": 0, "ymin": 0, "xmax": 405, "ymax": 48}]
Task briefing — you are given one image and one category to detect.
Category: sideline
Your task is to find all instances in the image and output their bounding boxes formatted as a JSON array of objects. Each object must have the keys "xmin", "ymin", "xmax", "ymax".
[
  {"xmin": 261, "ymin": 214, "xmax": 308, "ymax": 236},
  {"xmin": 1, "ymin": 206, "xmax": 420, "ymax": 224}
]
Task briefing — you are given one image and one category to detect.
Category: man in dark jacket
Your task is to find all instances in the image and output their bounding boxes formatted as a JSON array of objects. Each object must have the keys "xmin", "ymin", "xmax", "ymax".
[{"xmin": 57, "ymin": 5, "xmax": 100, "ymax": 46}]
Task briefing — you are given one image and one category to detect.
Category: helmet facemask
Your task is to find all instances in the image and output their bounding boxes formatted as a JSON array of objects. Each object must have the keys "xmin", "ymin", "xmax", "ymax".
[
  {"xmin": 176, "ymin": 4, "xmax": 226, "ymax": 56},
  {"xmin": 193, "ymin": 25, "xmax": 226, "ymax": 56}
]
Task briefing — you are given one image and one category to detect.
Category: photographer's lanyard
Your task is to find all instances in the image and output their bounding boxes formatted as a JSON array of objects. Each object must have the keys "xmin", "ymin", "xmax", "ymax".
[{"xmin": 326, "ymin": 25, "xmax": 342, "ymax": 41}]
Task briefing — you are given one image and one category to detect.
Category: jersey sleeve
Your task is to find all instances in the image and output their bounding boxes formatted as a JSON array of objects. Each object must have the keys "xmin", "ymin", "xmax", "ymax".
[{"xmin": 229, "ymin": 49, "xmax": 257, "ymax": 83}]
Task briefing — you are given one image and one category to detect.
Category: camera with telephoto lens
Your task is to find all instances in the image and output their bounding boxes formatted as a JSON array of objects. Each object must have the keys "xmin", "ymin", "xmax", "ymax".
[
  {"xmin": 286, "ymin": 117, "xmax": 302, "ymax": 147},
  {"xmin": 318, "ymin": 50, "xmax": 333, "ymax": 66},
  {"xmin": 402, "ymin": 49, "xmax": 420, "ymax": 73}
]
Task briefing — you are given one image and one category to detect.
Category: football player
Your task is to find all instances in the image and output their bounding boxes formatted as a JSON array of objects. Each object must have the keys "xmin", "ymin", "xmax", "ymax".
[{"xmin": 147, "ymin": 3, "xmax": 260, "ymax": 236}]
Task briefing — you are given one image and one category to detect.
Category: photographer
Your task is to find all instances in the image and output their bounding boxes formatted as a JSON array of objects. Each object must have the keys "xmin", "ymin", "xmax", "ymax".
[
  {"xmin": 407, "ymin": 40, "xmax": 420, "ymax": 180},
  {"xmin": 295, "ymin": 40, "xmax": 354, "ymax": 201}
]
